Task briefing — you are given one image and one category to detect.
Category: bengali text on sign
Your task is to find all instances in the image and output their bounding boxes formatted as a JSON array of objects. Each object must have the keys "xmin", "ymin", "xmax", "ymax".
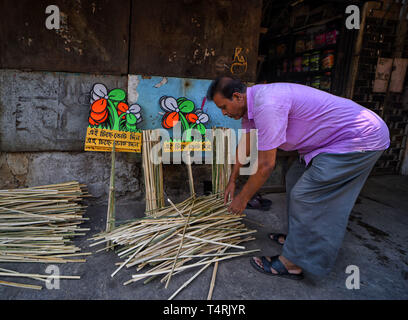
[
  {"xmin": 84, "ymin": 127, "xmax": 142, "ymax": 153},
  {"xmin": 163, "ymin": 141, "xmax": 212, "ymax": 152}
]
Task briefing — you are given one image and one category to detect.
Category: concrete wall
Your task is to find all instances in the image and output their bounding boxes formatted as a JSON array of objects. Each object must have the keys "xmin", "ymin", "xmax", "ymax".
[
  {"xmin": 0, "ymin": 70, "xmax": 243, "ymax": 151},
  {"xmin": 0, "ymin": 0, "xmax": 261, "ymax": 81},
  {"xmin": 0, "ymin": 70, "xmax": 127, "ymax": 152},
  {"xmin": 0, "ymin": 69, "xmax": 142, "ymax": 204},
  {"xmin": 0, "ymin": 1, "xmax": 285, "ymax": 204},
  {"xmin": 0, "ymin": 151, "xmax": 142, "ymax": 205},
  {"xmin": 0, "ymin": 150, "xmax": 286, "ymax": 205},
  {"xmin": 0, "ymin": 69, "xmax": 286, "ymax": 203}
]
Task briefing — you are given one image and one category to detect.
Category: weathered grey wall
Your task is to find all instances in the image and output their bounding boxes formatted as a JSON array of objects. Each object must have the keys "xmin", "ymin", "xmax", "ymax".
[
  {"xmin": 0, "ymin": 1, "xmax": 287, "ymax": 205},
  {"xmin": 0, "ymin": 150, "xmax": 285, "ymax": 204},
  {"xmin": 0, "ymin": 70, "xmax": 127, "ymax": 152},
  {"xmin": 130, "ymin": 0, "xmax": 262, "ymax": 81},
  {"xmin": 1, "ymin": 0, "xmax": 262, "ymax": 81},
  {"xmin": 0, "ymin": 68, "xmax": 285, "ymax": 204},
  {"xmin": 0, "ymin": 151, "xmax": 142, "ymax": 204},
  {"xmin": 0, "ymin": 0, "xmax": 130, "ymax": 74},
  {"xmin": 0, "ymin": 68, "xmax": 286, "ymax": 204},
  {"xmin": 0, "ymin": 69, "xmax": 141, "ymax": 204}
]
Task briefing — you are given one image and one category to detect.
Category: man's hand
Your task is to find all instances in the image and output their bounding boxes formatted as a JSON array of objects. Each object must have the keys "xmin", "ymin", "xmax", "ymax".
[
  {"xmin": 223, "ymin": 132, "xmax": 250, "ymax": 205},
  {"xmin": 227, "ymin": 148, "xmax": 277, "ymax": 214},
  {"xmin": 224, "ymin": 181, "xmax": 236, "ymax": 205},
  {"xmin": 228, "ymin": 193, "xmax": 248, "ymax": 215}
]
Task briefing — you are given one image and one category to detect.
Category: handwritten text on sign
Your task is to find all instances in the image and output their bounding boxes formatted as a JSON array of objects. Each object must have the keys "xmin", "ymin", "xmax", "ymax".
[
  {"xmin": 84, "ymin": 127, "xmax": 142, "ymax": 153},
  {"xmin": 163, "ymin": 141, "xmax": 212, "ymax": 152}
]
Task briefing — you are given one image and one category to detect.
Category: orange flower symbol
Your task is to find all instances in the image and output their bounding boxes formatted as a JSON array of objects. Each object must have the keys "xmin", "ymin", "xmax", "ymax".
[{"xmin": 89, "ymin": 99, "xmax": 108, "ymax": 125}]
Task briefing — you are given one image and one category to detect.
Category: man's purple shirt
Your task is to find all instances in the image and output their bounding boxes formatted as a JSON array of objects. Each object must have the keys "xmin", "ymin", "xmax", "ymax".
[{"xmin": 242, "ymin": 83, "xmax": 390, "ymax": 165}]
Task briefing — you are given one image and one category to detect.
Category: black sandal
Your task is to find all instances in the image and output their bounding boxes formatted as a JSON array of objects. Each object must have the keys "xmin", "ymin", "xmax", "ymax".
[
  {"xmin": 268, "ymin": 233, "xmax": 286, "ymax": 246},
  {"xmin": 250, "ymin": 255, "xmax": 304, "ymax": 280},
  {"xmin": 246, "ymin": 194, "xmax": 272, "ymax": 211}
]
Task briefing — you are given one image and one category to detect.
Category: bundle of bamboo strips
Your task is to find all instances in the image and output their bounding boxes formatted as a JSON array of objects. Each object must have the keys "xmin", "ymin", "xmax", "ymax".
[
  {"xmin": 212, "ymin": 128, "xmax": 233, "ymax": 195},
  {"xmin": 89, "ymin": 194, "xmax": 259, "ymax": 299},
  {"xmin": 143, "ymin": 130, "xmax": 165, "ymax": 215},
  {"xmin": 0, "ymin": 181, "xmax": 91, "ymax": 289}
]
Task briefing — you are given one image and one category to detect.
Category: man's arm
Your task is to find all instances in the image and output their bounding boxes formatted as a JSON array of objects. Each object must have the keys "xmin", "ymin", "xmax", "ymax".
[{"xmin": 228, "ymin": 148, "xmax": 277, "ymax": 215}]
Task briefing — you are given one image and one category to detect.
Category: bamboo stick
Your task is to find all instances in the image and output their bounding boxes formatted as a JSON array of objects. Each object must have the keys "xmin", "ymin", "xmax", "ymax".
[
  {"xmin": 0, "ymin": 267, "xmax": 47, "ymax": 283},
  {"xmin": 185, "ymin": 152, "xmax": 195, "ymax": 198},
  {"xmin": 170, "ymin": 246, "xmax": 227, "ymax": 301},
  {"xmin": 178, "ymin": 234, "xmax": 245, "ymax": 250},
  {"xmin": 207, "ymin": 261, "xmax": 219, "ymax": 300},
  {"xmin": 106, "ymin": 141, "xmax": 116, "ymax": 250},
  {"xmin": 165, "ymin": 199, "xmax": 195, "ymax": 288},
  {"xmin": 0, "ymin": 272, "xmax": 80, "ymax": 279},
  {"xmin": 166, "ymin": 198, "xmax": 185, "ymax": 218},
  {"xmin": 146, "ymin": 249, "xmax": 259, "ymax": 263},
  {"xmin": 168, "ymin": 260, "xmax": 212, "ymax": 300},
  {"xmin": 0, "ymin": 280, "xmax": 42, "ymax": 290},
  {"xmin": 111, "ymin": 232, "xmax": 159, "ymax": 278}
]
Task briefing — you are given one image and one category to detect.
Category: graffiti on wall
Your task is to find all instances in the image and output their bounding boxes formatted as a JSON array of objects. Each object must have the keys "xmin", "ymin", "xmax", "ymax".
[
  {"xmin": 160, "ymin": 96, "xmax": 209, "ymax": 142},
  {"xmin": 88, "ymin": 83, "xmax": 143, "ymax": 132},
  {"xmin": 85, "ymin": 83, "xmax": 143, "ymax": 153},
  {"xmin": 230, "ymin": 47, "xmax": 248, "ymax": 75}
]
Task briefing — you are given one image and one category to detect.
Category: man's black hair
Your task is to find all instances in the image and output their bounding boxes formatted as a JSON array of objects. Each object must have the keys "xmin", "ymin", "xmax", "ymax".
[{"xmin": 206, "ymin": 76, "xmax": 246, "ymax": 101}]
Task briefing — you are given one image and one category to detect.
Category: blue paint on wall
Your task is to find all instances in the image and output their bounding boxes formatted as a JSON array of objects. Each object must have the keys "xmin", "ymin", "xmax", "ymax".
[{"xmin": 131, "ymin": 75, "xmax": 242, "ymax": 136}]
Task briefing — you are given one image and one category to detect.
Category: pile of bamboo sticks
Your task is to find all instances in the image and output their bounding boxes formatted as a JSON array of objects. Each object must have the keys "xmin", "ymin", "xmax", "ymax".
[
  {"xmin": 143, "ymin": 130, "xmax": 165, "ymax": 215},
  {"xmin": 93, "ymin": 127, "xmax": 255, "ymax": 298},
  {"xmin": 89, "ymin": 194, "xmax": 259, "ymax": 299},
  {"xmin": 0, "ymin": 181, "xmax": 91, "ymax": 289}
]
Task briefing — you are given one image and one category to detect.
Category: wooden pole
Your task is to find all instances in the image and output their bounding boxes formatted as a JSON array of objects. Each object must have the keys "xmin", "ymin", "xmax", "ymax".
[
  {"xmin": 185, "ymin": 151, "xmax": 195, "ymax": 198},
  {"xmin": 106, "ymin": 141, "xmax": 116, "ymax": 250}
]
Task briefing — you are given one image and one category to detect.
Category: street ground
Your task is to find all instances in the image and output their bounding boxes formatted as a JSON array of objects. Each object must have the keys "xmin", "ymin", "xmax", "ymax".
[{"xmin": 1, "ymin": 175, "xmax": 407, "ymax": 300}]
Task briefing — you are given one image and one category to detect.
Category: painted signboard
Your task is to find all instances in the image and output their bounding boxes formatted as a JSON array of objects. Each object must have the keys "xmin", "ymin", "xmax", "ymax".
[
  {"xmin": 84, "ymin": 83, "xmax": 142, "ymax": 153},
  {"xmin": 126, "ymin": 75, "xmax": 242, "ymax": 152},
  {"xmin": 127, "ymin": 75, "xmax": 242, "ymax": 131},
  {"xmin": 84, "ymin": 76, "xmax": 243, "ymax": 153}
]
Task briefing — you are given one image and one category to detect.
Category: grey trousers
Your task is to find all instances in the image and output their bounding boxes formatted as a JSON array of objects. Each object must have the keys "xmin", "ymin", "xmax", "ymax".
[{"xmin": 281, "ymin": 151, "xmax": 384, "ymax": 276}]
